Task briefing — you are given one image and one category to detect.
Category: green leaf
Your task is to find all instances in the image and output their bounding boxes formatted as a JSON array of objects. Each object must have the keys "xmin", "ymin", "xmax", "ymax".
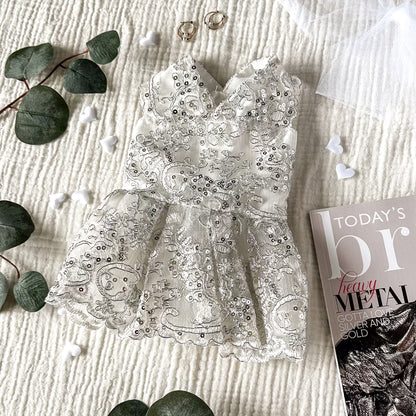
[
  {"xmin": 13, "ymin": 271, "xmax": 49, "ymax": 312},
  {"xmin": 0, "ymin": 272, "xmax": 9, "ymax": 311},
  {"xmin": 108, "ymin": 400, "xmax": 149, "ymax": 416},
  {"xmin": 5, "ymin": 43, "xmax": 53, "ymax": 81},
  {"xmin": 64, "ymin": 59, "xmax": 107, "ymax": 94},
  {"xmin": 0, "ymin": 201, "xmax": 35, "ymax": 251},
  {"xmin": 87, "ymin": 30, "xmax": 120, "ymax": 65},
  {"xmin": 146, "ymin": 391, "xmax": 214, "ymax": 416},
  {"xmin": 15, "ymin": 85, "xmax": 69, "ymax": 145}
]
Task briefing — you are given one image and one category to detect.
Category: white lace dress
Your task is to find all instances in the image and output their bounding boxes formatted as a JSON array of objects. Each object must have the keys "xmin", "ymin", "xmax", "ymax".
[{"xmin": 45, "ymin": 55, "xmax": 308, "ymax": 362}]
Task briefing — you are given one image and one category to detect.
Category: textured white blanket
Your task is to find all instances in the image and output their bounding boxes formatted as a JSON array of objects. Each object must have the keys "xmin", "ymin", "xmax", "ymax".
[{"xmin": 1, "ymin": 0, "xmax": 413, "ymax": 415}]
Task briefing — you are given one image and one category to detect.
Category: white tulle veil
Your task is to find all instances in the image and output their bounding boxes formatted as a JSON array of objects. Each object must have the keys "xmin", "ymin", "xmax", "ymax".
[{"xmin": 276, "ymin": 0, "xmax": 416, "ymax": 119}]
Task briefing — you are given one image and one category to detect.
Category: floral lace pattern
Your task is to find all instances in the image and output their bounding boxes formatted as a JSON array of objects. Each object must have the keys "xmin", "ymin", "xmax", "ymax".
[{"xmin": 45, "ymin": 55, "xmax": 308, "ymax": 362}]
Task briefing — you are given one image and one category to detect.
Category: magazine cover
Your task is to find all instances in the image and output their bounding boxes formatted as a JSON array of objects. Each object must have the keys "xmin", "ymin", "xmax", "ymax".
[{"xmin": 310, "ymin": 195, "xmax": 416, "ymax": 416}]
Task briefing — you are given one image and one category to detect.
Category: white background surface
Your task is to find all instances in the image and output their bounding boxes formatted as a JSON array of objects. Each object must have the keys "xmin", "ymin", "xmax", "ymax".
[{"xmin": 0, "ymin": 0, "xmax": 414, "ymax": 415}]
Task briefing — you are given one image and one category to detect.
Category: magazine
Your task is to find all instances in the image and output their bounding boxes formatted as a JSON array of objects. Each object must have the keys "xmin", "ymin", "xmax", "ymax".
[{"xmin": 310, "ymin": 195, "xmax": 416, "ymax": 416}]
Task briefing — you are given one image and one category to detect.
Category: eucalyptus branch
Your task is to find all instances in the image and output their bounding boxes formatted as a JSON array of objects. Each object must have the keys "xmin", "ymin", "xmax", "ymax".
[
  {"xmin": 0, "ymin": 48, "xmax": 89, "ymax": 115},
  {"xmin": 1, "ymin": 30, "xmax": 119, "ymax": 145}
]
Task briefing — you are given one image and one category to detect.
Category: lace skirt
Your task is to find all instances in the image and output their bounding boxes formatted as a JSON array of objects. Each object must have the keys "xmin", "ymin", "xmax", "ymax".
[{"xmin": 45, "ymin": 189, "xmax": 308, "ymax": 362}]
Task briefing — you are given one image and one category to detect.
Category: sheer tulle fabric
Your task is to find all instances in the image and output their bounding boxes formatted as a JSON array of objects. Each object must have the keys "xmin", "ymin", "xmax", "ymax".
[
  {"xmin": 45, "ymin": 55, "xmax": 308, "ymax": 362},
  {"xmin": 276, "ymin": 0, "xmax": 416, "ymax": 119}
]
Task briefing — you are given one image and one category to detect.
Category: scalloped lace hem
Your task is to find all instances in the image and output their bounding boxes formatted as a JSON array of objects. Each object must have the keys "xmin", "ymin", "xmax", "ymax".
[{"xmin": 46, "ymin": 295, "xmax": 305, "ymax": 363}]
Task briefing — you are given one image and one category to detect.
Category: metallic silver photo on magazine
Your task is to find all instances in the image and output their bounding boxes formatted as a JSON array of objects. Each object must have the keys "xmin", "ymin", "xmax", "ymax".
[{"xmin": 310, "ymin": 195, "xmax": 416, "ymax": 416}]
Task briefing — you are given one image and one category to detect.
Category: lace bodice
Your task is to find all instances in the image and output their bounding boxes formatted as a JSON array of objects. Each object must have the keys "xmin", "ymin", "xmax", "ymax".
[
  {"xmin": 45, "ymin": 55, "xmax": 308, "ymax": 362},
  {"xmin": 124, "ymin": 55, "xmax": 301, "ymax": 217}
]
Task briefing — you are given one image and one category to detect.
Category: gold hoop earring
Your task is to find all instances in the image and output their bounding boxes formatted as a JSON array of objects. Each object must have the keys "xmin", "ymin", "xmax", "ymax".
[
  {"xmin": 177, "ymin": 21, "xmax": 197, "ymax": 41},
  {"xmin": 204, "ymin": 10, "xmax": 227, "ymax": 30}
]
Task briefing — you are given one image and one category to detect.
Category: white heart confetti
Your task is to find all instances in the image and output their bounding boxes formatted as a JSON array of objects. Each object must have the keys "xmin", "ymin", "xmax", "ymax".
[
  {"xmin": 100, "ymin": 135, "xmax": 118, "ymax": 154},
  {"xmin": 80, "ymin": 106, "xmax": 97, "ymax": 124},
  {"xmin": 140, "ymin": 31, "xmax": 160, "ymax": 47},
  {"xmin": 71, "ymin": 189, "xmax": 91, "ymax": 204},
  {"xmin": 336, "ymin": 163, "xmax": 356, "ymax": 180},
  {"xmin": 62, "ymin": 342, "xmax": 82, "ymax": 362},
  {"xmin": 57, "ymin": 307, "xmax": 67, "ymax": 316},
  {"xmin": 49, "ymin": 193, "xmax": 68, "ymax": 210},
  {"xmin": 326, "ymin": 135, "xmax": 344, "ymax": 154}
]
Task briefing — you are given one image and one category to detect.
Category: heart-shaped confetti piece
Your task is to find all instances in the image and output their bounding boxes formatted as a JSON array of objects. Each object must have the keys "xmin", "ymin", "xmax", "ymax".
[
  {"xmin": 336, "ymin": 163, "xmax": 356, "ymax": 180},
  {"xmin": 79, "ymin": 106, "xmax": 97, "ymax": 123},
  {"xmin": 62, "ymin": 342, "xmax": 82, "ymax": 361},
  {"xmin": 71, "ymin": 189, "xmax": 91, "ymax": 205},
  {"xmin": 49, "ymin": 192, "xmax": 68, "ymax": 210},
  {"xmin": 100, "ymin": 135, "xmax": 118, "ymax": 154},
  {"xmin": 140, "ymin": 31, "xmax": 160, "ymax": 47},
  {"xmin": 57, "ymin": 306, "xmax": 67, "ymax": 316},
  {"xmin": 326, "ymin": 135, "xmax": 344, "ymax": 154}
]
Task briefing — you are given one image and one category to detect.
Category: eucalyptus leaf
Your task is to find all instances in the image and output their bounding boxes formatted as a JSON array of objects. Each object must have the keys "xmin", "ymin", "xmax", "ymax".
[
  {"xmin": 146, "ymin": 391, "xmax": 214, "ymax": 416},
  {"xmin": 13, "ymin": 271, "xmax": 48, "ymax": 312},
  {"xmin": 87, "ymin": 30, "xmax": 120, "ymax": 65},
  {"xmin": 0, "ymin": 272, "xmax": 9, "ymax": 311},
  {"xmin": 0, "ymin": 200, "xmax": 35, "ymax": 251},
  {"xmin": 15, "ymin": 85, "xmax": 69, "ymax": 145},
  {"xmin": 5, "ymin": 43, "xmax": 53, "ymax": 81},
  {"xmin": 108, "ymin": 400, "xmax": 149, "ymax": 416},
  {"xmin": 64, "ymin": 59, "xmax": 107, "ymax": 94}
]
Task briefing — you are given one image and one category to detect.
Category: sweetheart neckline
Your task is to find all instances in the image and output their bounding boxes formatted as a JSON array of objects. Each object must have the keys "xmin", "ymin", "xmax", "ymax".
[
  {"xmin": 177, "ymin": 54, "xmax": 282, "ymax": 114},
  {"xmin": 146, "ymin": 54, "xmax": 286, "ymax": 115}
]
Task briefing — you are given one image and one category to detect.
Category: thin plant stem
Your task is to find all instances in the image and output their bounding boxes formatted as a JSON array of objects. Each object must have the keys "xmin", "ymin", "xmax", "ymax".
[
  {"xmin": 39, "ymin": 48, "xmax": 88, "ymax": 86},
  {"xmin": 0, "ymin": 254, "xmax": 20, "ymax": 279},
  {"xmin": 0, "ymin": 48, "xmax": 89, "ymax": 115}
]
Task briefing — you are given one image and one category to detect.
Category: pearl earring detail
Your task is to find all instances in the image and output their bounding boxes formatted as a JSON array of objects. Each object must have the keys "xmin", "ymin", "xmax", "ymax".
[{"xmin": 177, "ymin": 21, "xmax": 197, "ymax": 41}]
